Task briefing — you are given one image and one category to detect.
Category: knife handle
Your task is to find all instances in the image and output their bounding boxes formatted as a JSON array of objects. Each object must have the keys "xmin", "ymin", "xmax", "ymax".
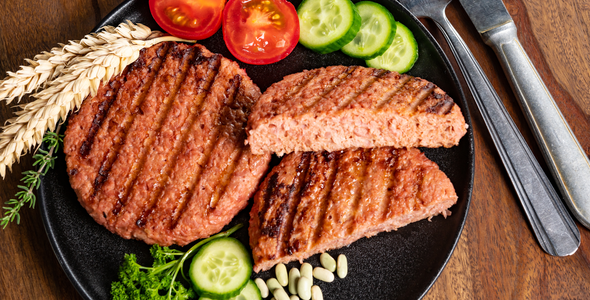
[
  {"xmin": 481, "ymin": 22, "xmax": 590, "ymax": 229},
  {"xmin": 429, "ymin": 11, "xmax": 579, "ymax": 256}
]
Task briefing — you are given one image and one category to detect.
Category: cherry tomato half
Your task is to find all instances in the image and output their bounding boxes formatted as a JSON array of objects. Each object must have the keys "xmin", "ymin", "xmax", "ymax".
[
  {"xmin": 223, "ymin": 0, "xmax": 300, "ymax": 65},
  {"xmin": 149, "ymin": 0, "xmax": 225, "ymax": 40}
]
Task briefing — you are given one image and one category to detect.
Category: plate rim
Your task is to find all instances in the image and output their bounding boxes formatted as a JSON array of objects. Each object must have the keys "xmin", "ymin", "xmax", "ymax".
[{"xmin": 39, "ymin": 0, "xmax": 475, "ymax": 299}]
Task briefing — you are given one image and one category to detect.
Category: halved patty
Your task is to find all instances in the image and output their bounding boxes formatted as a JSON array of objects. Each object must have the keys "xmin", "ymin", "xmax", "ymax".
[
  {"xmin": 249, "ymin": 147, "xmax": 457, "ymax": 272},
  {"xmin": 64, "ymin": 42, "xmax": 271, "ymax": 246},
  {"xmin": 247, "ymin": 66, "xmax": 468, "ymax": 156}
]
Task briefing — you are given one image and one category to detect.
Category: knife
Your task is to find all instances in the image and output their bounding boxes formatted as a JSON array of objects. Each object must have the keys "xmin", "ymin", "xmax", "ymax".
[
  {"xmin": 458, "ymin": 0, "xmax": 590, "ymax": 229},
  {"xmin": 396, "ymin": 0, "xmax": 581, "ymax": 256}
]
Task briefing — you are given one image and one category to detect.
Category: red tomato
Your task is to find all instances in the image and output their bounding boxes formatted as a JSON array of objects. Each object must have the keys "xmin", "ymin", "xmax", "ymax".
[
  {"xmin": 149, "ymin": 0, "xmax": 225, "ymax": 40},
  {"xmin": 223, "ymin": 0, "xmax": 300, "ymax": 65}
]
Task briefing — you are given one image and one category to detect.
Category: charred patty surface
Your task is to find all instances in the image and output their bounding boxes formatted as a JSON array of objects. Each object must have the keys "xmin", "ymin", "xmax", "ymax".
[
  {"xmin": 249, "ymin": 147, "xmax": 457, "ymax": 272},
  {"xmin": 247, "ymin": 66, "xmax": 468, "ymax": 156},
  {"xmin": 64, "ymin": 42, "xmax": 270, "ymax": 246}
]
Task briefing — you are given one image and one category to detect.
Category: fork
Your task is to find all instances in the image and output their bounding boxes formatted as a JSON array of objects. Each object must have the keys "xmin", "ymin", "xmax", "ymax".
[{"xmin": 395, "ymin": 0, "xmax": 580, "ymax": 256}]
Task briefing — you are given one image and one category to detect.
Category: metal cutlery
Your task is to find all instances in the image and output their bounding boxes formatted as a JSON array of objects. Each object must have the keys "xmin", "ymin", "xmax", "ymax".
[
  {"xmin": 458, "ymin": 0, "xmax": 590, "ymax": 230},
  {"xmin": 396, "ymin": 0, "xmax": 580, "ymax": 256}
]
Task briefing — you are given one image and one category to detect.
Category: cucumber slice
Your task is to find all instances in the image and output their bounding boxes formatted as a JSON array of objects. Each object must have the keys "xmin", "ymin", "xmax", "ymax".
[
  {"xmin": 189, "ymin": 237, "xmax": 252, "ymax": 299},
  {"xmin": 199, "ymin": 279, "xmax": 262, "ymax": 300},
  {"xmin": 297, "ymin": 0, "xmax": 362, "ymax": 54},
  {"xmin": 366, "ymin": 21, "xmax": 418, "ymax": 73},
  {"xmin": 341, "ymin": 1, "xmax": 396, "ymax": 59}
]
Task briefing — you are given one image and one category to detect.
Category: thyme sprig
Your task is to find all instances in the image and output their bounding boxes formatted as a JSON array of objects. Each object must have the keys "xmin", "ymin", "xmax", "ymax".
[{"xmin": 1, "ymin": 124, "xmax": 63, "ymax": 228}]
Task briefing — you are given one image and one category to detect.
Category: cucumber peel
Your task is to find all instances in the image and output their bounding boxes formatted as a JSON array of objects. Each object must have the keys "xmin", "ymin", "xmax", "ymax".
[
  {"xmin": 366, "ymin": 21, "xmax": 418, "ymax": 73},
  {"xmin": 341, "ymin": 1, "xmax": 397, "ymax": 59},
  {"xmin": 189, "ymin": 237, "xmax": 252, "ymax": 299},
  {"xmin": 297, "ymin": 0, "xmax": 362, "ymax": 54},
  {"xmin": 199, "ymin": 279, "xmax": 262, "ymax": 300}
]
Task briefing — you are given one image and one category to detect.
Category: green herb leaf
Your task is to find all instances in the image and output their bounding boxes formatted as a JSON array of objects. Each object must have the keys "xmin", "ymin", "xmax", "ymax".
[
  {"xmin": 1, "ymin": 123, "xmax": 64, "ymax": 229},
  {"xmin": 110, "ymin": 224, "xmax": 243, "ymax": 300}
]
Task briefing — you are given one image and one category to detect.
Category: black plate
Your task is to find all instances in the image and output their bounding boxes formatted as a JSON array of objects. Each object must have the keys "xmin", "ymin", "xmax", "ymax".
[{"xmin": 39, "ymin": 0, "xmax": 474, "ymax": 299}]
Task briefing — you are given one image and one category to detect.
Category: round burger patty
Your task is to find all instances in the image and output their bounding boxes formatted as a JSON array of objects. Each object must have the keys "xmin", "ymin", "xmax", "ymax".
[{"xmin": 64, "ymin": 42, "xmax": 271, "ymax": 246}]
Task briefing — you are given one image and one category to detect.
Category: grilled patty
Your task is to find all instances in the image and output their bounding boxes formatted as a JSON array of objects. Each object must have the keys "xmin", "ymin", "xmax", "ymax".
[
  {"xmin": 249, "ymin": 147, "xmax": 457, "ymax": 272},
  {"xmin": 64, "ymin": 42, "xmax": 271, "ymax": 246},
  {"xmin": 247, "ymin": 66, "xmax": 467, "ymax": 156}
]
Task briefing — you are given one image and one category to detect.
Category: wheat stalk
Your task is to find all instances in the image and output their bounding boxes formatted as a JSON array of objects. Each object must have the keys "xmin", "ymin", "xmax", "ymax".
[{"xmin": 0, "ymin": 21, "xmax": 194, "ymax": 178}]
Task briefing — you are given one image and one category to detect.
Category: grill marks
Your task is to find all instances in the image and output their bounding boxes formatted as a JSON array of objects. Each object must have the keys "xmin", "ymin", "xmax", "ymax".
[
  {"xmin": 247, "ymin": 65, "xmax": 467, "ymax": 156},
  {"xmin": 254, "ymin": 153, "xmax": 311, "ymax": 261},
  {"xmin": 420, "ymin": 87, "xmax": 455, "ymax": 115},
  {"xmin": 79, "ymin": 72, "xmax": 127, "ymax": 158},
  {"xmin": 250, "ymin": 147, "xmax": 458, "ymax": 272},
  {"xmin": 171, "ymin": 75, "xmax": 245, "ymax": 229},
  {"xmin": 148, "ymin": 61, "xmax": 238, "ymax": 236},
  {"xmin": 66, "ymin": 43, "xmax": 269, "ymax": 245},
  {"xmin": 131, "ymin": 50, "xmax": 222, "ymax": 229},
  {"xmin": 106, "ymin": 44, "xmax": 196, "ymax": 233},
  {"xmin": 385, "ymin": 150, "xmax": 427, "ymax": 220},
  {"xmin": 85, "ymin": 43, "xmax": 170, "ymax": 216},
  {"xmin": 254, "ymin": 65, "xmax": 448, "ymax": 119},
  {"xmin": 287, "ymin": 151, "xmax": 338, "ymax": 255},
  {"xmin": 351, "ymin": 148, "xmax": 396, "ymax": 234},
  {"xmin": 380, "ymin": 77, "xmax": 434, "ymax": 112},
  {"xmin": 204, "ymin": 75, "xmax": 245, "ymax": 210},
  {"xmin": 366, "ymin": 72, "xmax": 412, "ymax": 109},
  {"xmin": 295, "ymin": 66, "xmax": 357, "ymax": 116},
  {"xmin": 312, "ymin": 67, "xmax": 383, "ymax": 113},
  {"xmin": 317, "ymin": 148, "xmax": 370, "ymax": 242},
  {"xmin": 169, "ymin": 73, "xmax": 247, "ymax": 232},
  {"xmin": 275, "ymin": 153, "xmax": 311, "ymax": 257}
]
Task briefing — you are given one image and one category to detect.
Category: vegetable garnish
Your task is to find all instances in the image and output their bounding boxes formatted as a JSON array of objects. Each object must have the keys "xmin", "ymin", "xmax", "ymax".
[
  {"xmin": 111, "ymin": 224, "xmax": 243, "ymax": 300},
  {"xmin": 366, "ymin": 21, "xmax": 418, "ymax": 73},
  {"xmin": 0, "ymin": 21, "xmax": 193, "ymax": 179},
  {"xmin": 0, "ymin": 126, "xmax": 63, "ymax": 228},
  {"xmin": 189, "ymin": 237, "xmax": 252, "ymax": 298},
  {"xmin": 297, "ymin": 0, "xmax": 361, "ymax": 54},
  {"xmin": 149, "ymin": 0, "xmax": 226, "ymax": 40},
  {"xmin": 0, "ymin": 21, "xmax": 193, "ymax": 228},
  {"xmin": 223, "ymin": 0, "xmax": 300, "ymax": 65},
  {"xmin": 199, "ymin": 279, "xmax": 262, "ymax": 300},
  {"xmin": 341, "ymin": 1, "xmax": 397, "ymax": 60}
]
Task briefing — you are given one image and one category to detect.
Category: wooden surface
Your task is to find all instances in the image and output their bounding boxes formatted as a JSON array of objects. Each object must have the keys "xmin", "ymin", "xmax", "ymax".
[{"xmin": 1, "ymin": 0, "xmax": 589, "ymax": 299}]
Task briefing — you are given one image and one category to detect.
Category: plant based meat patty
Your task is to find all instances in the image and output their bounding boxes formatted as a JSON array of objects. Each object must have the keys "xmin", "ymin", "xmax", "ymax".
[
  {"xmin": 249, "ymin": 147, "xmax": 457, "ymax": 272},
  {"xmin": 64, "ymin": 42, "xmax": 270, "ymax": 246},
  {"xmin": 247, "ymin": 66, "xmax": 467, "ymax": 156}
]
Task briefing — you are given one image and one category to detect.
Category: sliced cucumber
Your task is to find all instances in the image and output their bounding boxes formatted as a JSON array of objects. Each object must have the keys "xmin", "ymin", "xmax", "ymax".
[
  {"xmin": 297, "ymin": 0, "xmax": 362, "ymax": 54},
  {"xmin": 199, "ymin": 279, "xmax": 262, "ymax": 300},
  {"xmin": 189, "ymin": 237, "xmax": 252, "ymax": 299},
  {"xmin": 341, "ymin": 1, "xmax": 396, "ymax": 59},
  {"xmin": 366, "ymin": 21, "xmax": 418, "ymax": 73}
]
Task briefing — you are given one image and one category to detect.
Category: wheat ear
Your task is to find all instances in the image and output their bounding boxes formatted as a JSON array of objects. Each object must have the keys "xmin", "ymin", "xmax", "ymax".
[{"xmin": 0, "ymin": 21, "xmax": 194, "ymax": 178}]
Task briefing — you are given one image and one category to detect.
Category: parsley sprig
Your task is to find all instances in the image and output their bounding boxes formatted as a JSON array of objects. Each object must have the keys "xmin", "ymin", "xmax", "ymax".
[
  {"xmin": 111, "ymin": 224, "xmax": 243, "ymax": 300},
  {"xmin": 1, "ymin": 124, "xmax": 63, "ymax": 228}
]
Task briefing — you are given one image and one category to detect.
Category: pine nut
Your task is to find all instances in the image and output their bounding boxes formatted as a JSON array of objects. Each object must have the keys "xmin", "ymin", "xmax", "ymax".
[
  {"xmin": 290, "ymin": 295, "xmax": 300, "ymax": 300},
  {"xmin": 312, "ymin": 267, "xmax": 334, "ymax": 283},
  {"xmin": 276, "ymin": 263, "xmax": 288, "ymax": 286},
  {"xmin": 337, "ymin": 254, "xmax": 348, "ymax": 279},
  {"xmin": 288, "ymin": 267, "xmax": 301, "ymax": 294},
  {"xmin": 255, "ymin": 278, "xmax": 269, "ymax": 298},
  {"xmin": 297, "ymin": 276, "xmax": 312, "ymax": 300},
  {"xmin": 320, "ymin": 253, "xmax": 336, "ymax": 272},
  {"xmin": 311, "ymin": 285, "xmax": 323, "ymax": 300}
]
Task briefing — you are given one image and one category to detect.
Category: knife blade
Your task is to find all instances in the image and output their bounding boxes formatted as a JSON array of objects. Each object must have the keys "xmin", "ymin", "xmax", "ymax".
[
  {"xmin": 458, "ymin": 0, "xmax": 513, "ymax": 33},
  {"xmin": 458, "ymin": 0, "xmax": 590, "ymax": 229}
]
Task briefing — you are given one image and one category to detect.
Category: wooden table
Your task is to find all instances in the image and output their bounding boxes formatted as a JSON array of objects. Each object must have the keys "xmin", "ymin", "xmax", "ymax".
[{"xmin": 1, "ymin": 0, "xmax": 589, "ymax": 299}]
